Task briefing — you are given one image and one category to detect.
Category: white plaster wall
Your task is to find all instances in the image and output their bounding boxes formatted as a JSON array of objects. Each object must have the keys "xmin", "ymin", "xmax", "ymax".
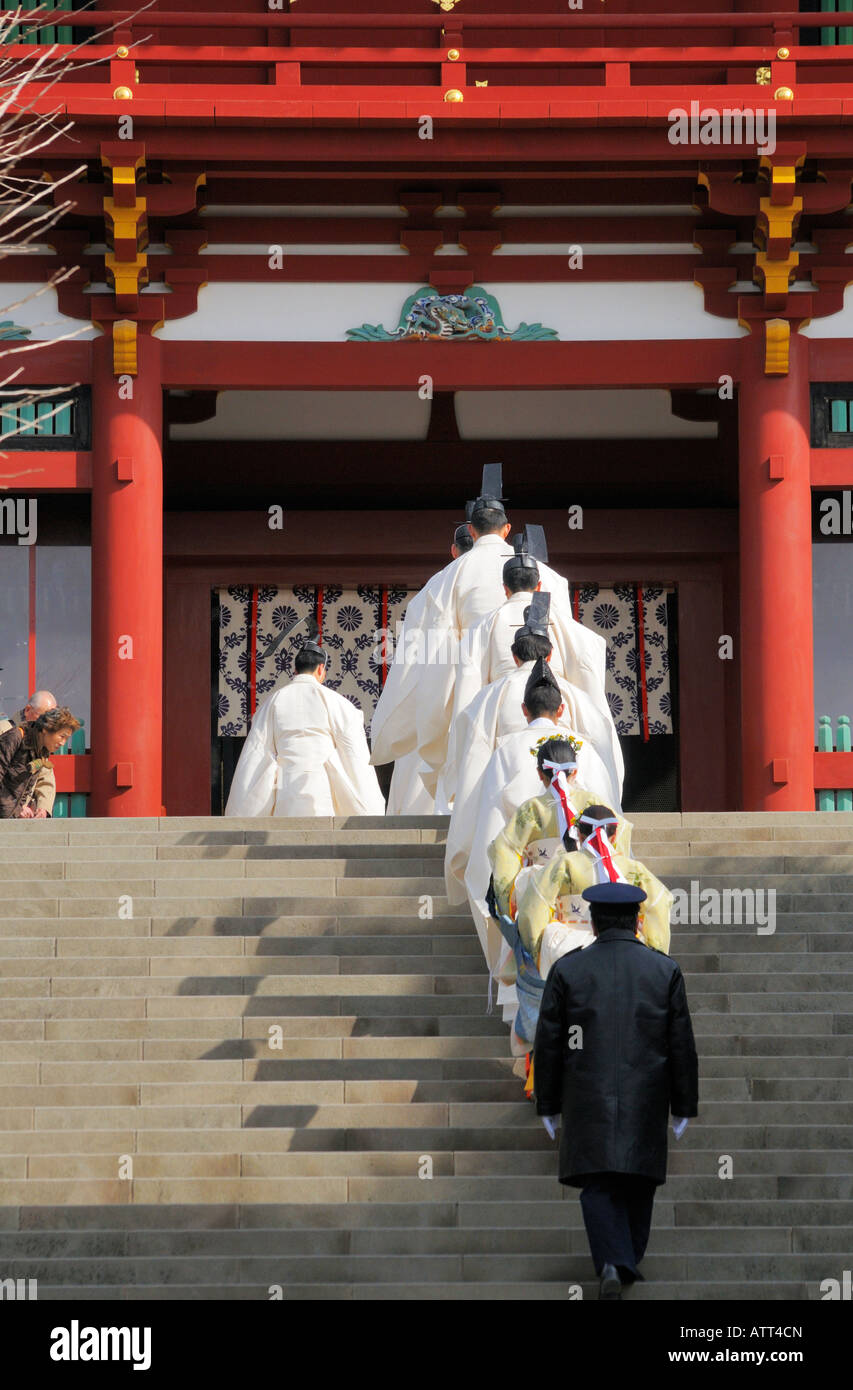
[
  {"xmin": 802, "ymin": 285, "xmax": 853, "ymax": 337},
  {"xmin": 157, "ymin": 280, "xmax": 747, "ymax": 342},
  {"xmin": 0, "ymin": 284, "xmax": 99, "ymax": 340}
]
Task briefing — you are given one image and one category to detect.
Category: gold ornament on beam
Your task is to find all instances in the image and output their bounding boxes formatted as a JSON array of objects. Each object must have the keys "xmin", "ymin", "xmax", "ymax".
[
  {"xmin": 113, "ymin": 319, "xmax": 138, "ymax": 376},
  {"xmin": 113, "ymin": 86, "xmax": 133, "ymax": 100},
  {"xmin": 764, "ymin": 318, "xmax": 790, "ymax": 376},
  {"xmin": 777, "ymin": 47, "xmax": 790, "ymax": 60},
  {"xmin": 430, "ymin": 0, "xmax": 463, "ymax": 11},
  {"xmin": 444, "ymin": 88, "xmax": 464, "ymax": 103},
  {"xmin": 755, "ymin": 67, "xmax": 771, "ymax": 85},
  {"xmin": 774, "ymin": 86, "xmax": 794, "ymax": 101}
]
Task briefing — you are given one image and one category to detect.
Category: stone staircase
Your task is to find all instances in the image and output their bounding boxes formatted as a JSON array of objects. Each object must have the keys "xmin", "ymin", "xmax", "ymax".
[{"xmin": 0, "ymin": 812, "xmax": 851, "ymax": 1300}]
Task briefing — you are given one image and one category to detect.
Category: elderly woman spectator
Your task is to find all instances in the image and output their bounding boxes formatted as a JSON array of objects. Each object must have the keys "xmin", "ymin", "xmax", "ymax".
[{"xmin": 0, "ymin": 706, "xmax": 81, "ymax": 819}]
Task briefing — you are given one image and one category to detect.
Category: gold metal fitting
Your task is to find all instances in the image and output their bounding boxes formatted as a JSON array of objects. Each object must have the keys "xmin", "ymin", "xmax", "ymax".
[
  {"xmin": 774, "ymin": 86, "xmax": 794, "ymax": 101},
  {"xmin": 444, "ymin": 88, "xmax": 464, "ymax": 103},
  {"xmin": 135, "ymin": 69, "xmax": 140, "ymax": 83},
  {"xmin": 776, "ymin": 47, "xmax": 790, "ymax": 61},
  {"xmin": 113, "ymin": 86, "xmax": 133, "ymax": 101},
  {"xmin": 116, "ymin": 45, "xmax": 129, "ymax": 58},
  {"xmin": 447, "ymin": 48, "xmax": 460, "ymax": 61},
  {"xmin": 755, "ymin": 66, "xmax": 771, "ymax": 85},
  {"xmin": 475, "ymin": 80, "xmax": 488, "ymax": 87}
]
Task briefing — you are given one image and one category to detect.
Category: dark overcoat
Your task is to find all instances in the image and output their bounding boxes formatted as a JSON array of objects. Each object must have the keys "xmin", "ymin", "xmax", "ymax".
[
  {"xmin": 533, "ymin": 928, "xmax": 698, "ymax": 1186},
  {"xmin": 0, "ymin": 725, "xmax": 49, "ymax": 819}
]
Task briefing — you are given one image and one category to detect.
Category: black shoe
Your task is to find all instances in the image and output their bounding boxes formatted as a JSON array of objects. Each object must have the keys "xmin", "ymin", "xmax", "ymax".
[{"xmin": 599, "ymin": 1263, "xmax": 622, "ymax": 1300}]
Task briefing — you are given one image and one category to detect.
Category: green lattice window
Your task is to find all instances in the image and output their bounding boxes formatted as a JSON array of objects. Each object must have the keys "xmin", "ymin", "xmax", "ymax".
[
  {"xmin": 2, "ymin": 0, "xmax": 72, "ymax": 45},
  {"xmin": 810, "ymin": 385, "xmax": 853, "ymax": 446},
  {"xmin": 0, "ymin": 387, "xmax": 90, "ymax": 448},
  {"xmin": 821, "ymin": 0, "xmax": 853, "ymax": 45}
]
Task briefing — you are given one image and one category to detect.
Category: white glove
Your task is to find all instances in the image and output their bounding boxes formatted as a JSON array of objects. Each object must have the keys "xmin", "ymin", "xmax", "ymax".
[
  {"xmin": 542, "ymin": 1116, "xmax": 559, "ymax": 1140},
  {"xmin": 672, "ymin": 1117, "xmax": 689, "ymax": 1140}
]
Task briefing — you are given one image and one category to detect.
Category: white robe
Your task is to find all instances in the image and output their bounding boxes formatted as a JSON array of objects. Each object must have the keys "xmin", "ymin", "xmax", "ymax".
[
  {"xmin": 414, "ymin": 535, "xmax": 614, "ymax": 794},
  {"xmin": 368, "ymin": 582, "xmax": 432, "ymax": 768},
  {"xmin": 386, "ymin": 750, "xmax": 435, "ymax": 816},
  {"xmin": 225, "ymin": 675, "xmax": 385, "ymax": 818},
  {"xmin": 445, "ymin": 591, "xmax": 624, "ymax": 808},
  {"xmin": 444, "ymin": 663, "xmax": 621, "ymax": 904},
  {"xmin": 459, "ymin": 716, "xmax": 613, "ymax": 964}
]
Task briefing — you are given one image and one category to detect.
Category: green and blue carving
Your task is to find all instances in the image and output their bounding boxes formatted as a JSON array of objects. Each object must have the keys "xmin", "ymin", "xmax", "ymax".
[
  {"xmin": 347, "ymin": 285, "xmax": 558, "ymax": 342},
  {"xmin": 0, "ymin": 321, "xmax": 31, "ymax": 340}
]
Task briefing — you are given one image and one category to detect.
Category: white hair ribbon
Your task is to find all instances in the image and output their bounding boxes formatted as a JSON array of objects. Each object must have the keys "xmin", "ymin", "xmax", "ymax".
[
  {"xmin": 581, "ymin": 825, "xmax": 627, "ymax": 884},
  {"xmin": 542, "ymin": 759, "xmax": 577, "ymax": 841}
]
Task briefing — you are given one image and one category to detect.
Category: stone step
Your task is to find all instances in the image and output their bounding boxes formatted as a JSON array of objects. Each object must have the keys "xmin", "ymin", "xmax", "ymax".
[
  {"xmin": 10, "ymin": 1196, "xmax": 851, "ymax": 1232},
  {"xmin": 5, "ymin": 1097, "xmax": 853, "ymax": 1129},
  {"xmin": 0, "ymin": 1074, "xmax": 775, "ymax": 1105},
  {"xmin": 4, "ymin": 1056, "xmax": 847, "ymax": 1085},
  {"xmin": 1, "ymin": 1047, "xmax": 844, "ymax": 1078},
  {"xmin": 0, "ymin": 859, "xmax": 446, "ymax": 881},
  {"xmin": 1, "ymin": 1122, "xmax": 849, "ymax": 1155},
  {"xmin": 0, "ymin": 1251, "xmax": 842, "ymax": 1287},
  {"xmin": 1, "ymin": 916, "xmax": 848, "ymax": 942},
  {"xmin": 3, "ymin": 942, "xmax": 852, "ymax": 971},
  {"xmin": 3, "ymin": 964, "xmax": 850, "ymax": 994},
  {"xmin": 5, "ymin": 1067, "xmax": 853, "ymax": 1100},
  {"xmin": 0, "ymin": 896, "xmax": 467, "ymax": 918},
  {"xmin": 2, "ymin": 848, "xmax": 850, "ymax": 871},
  {"xmin": 0, "ymin": 957, "xmax": 487, "ymax": 980},
  {"xmin": 0, "ymin": 1175, "xmax": 850, "ymax": 1207},
  {"xmin": 9, "ymin": 1147, "xmax": 853, "ymax": 1181},
  {"xmin": 3, "ymin": 1223, "xmax": 836, "ymax": 1257},
  {"xmin": 18, "ymin": 1279, "xmax": 820, "ymax": 1301}
]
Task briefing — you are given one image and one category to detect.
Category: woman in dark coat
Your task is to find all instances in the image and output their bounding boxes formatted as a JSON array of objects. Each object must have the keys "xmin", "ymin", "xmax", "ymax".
[
  {"xmin": 534, "ymin": 882, "xmax": 698, "ymax": 1298},
  {"xmin": 0, "ymin": 706, "xmax": 81, "ymax": 819}
]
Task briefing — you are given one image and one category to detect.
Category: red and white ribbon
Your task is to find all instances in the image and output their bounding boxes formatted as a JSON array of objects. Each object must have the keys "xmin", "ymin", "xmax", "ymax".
[
  {"xmin": 542, "ymin": 758, "xmax": 577, "ymax": 842},
  {"xmin": 582, "ymin": 825, "xmax": 627, "ymax": 884}
]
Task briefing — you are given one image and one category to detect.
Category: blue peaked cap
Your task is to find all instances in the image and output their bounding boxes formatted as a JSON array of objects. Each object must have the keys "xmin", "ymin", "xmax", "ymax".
[{"xmin": 582, "ymin": 883, "xmax": 647, "ymax": 906}]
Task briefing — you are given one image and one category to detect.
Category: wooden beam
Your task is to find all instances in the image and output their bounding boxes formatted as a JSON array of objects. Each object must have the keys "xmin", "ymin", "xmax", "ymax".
[
  {"xmin": 54, "ymin": 755, "xmax": 91, "ymax": 794},
  {"xmin": 814, "ymin": 751, "xmax": 853, "ymax": 789},
  {"xmin": 811, "ymin": 449, "xmax": 853, "ymax": 488},
  {"xmin": 0, "ymin": 452, "xmax": 92, "ymax": 491},
  {"xmin": 161, "ymin": 339, "xmax": 741, "ymax": 391}
]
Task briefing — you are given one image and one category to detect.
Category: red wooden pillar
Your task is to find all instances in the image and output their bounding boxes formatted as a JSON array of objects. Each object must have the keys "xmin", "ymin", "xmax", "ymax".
[
  {"xmin": 738, "ymin": 329, "xmax": 814, "ymax": 810},
  {"xmin": 90, "ymin": 333, "xmax": 163, "ymax": 816}
]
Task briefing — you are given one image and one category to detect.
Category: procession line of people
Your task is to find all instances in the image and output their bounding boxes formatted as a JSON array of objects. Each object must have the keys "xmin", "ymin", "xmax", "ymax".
[{"xmin": 224, "ymin": 465, "xmax": 698, "ymax": 1296}]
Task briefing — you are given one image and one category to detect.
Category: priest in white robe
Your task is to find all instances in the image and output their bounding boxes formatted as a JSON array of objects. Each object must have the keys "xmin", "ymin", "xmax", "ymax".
[
  {"xmin": 370, "ymin": 523, "xmax": 472, "ymax": 813},
  {"xmin": 457, "ymin": 659, "xmax": 614, "ymax": 968},
  {"xmin": 415, "ymin": 504, "xmax": 610, "ymax": 807},
  {"xmin": 225, "ymin": 639, "xmax": 385, "ymax": 818},
  {"xmin": 446, "ymin": 587, "xmax": 623, "ymax": 813}
]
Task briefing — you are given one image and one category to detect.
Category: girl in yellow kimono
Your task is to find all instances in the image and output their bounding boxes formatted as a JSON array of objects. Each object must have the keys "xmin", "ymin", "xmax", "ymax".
[
  {"xmin": 517, "ymin": 804, "xmax": 672, "ymax": 968},
  {"xmin": 485, "ymin": 733, "xmax": 633, "ymax": 1038},
  {"xmin": 488, "ymin": 736, "xmax": 634, "ymax": 920},
  {"xmin": 509, "ymin": 804, "xmax": 671, "ymax": 1095}
]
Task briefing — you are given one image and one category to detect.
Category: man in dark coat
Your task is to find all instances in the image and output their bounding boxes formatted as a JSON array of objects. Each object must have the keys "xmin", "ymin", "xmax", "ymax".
[{"xmin": 533, "ymin": 882, "xmax": 698, "ymax": 1300}]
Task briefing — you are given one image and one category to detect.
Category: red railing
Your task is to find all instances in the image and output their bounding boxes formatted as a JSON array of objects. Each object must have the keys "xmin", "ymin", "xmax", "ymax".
[{"xmin": 9, "ymin": 9, "xmax": 853, "ymax": 106}]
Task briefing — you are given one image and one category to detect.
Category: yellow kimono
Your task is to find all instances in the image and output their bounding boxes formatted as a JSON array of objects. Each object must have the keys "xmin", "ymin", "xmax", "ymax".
[
  {"xmin": 517, "ymin": 844, "xmax": 672, "ymax": 962},
  {"xmin": 487, "ymin": 789, "xmax": 634, "ymax": 920}
]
